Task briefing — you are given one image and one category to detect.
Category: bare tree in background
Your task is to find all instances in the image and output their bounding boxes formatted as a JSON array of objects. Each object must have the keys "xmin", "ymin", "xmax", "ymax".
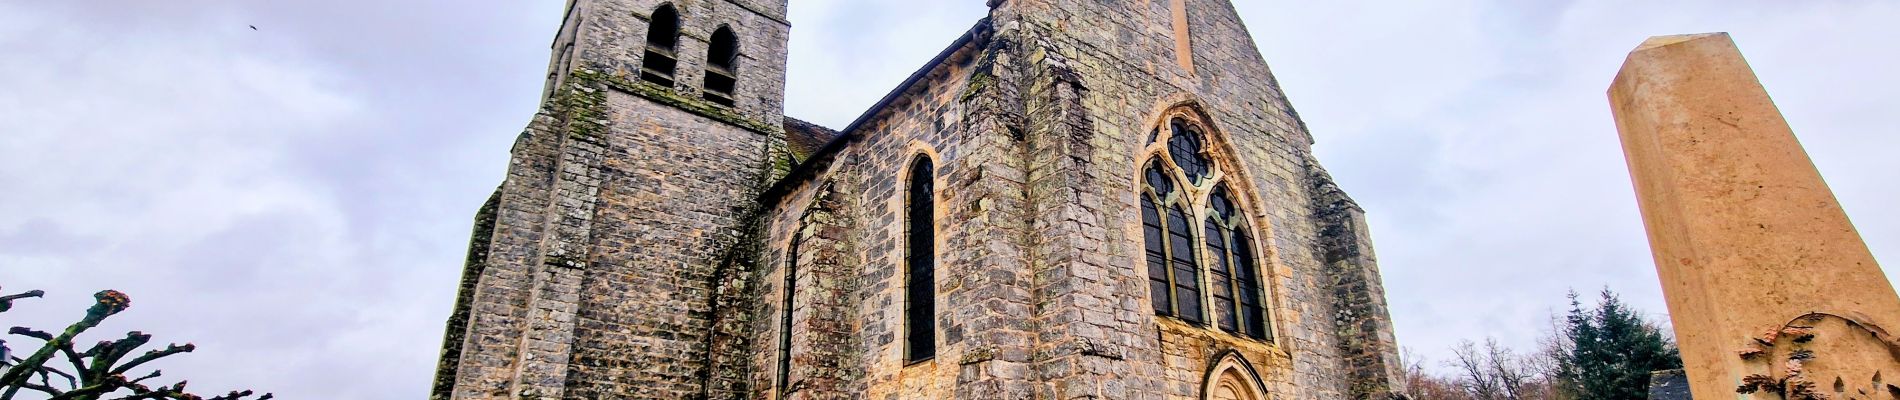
[
  {"xmin": 0, "ymin": 286, "xmax": 272, "ymax": 400},
  {"xmin": 1400, "ymin": 289, "xmax": 1678, "ymax": 400},
  {"xmin": 1401, "ymin": 348, "xmax": 1466, "ymax": 400}
]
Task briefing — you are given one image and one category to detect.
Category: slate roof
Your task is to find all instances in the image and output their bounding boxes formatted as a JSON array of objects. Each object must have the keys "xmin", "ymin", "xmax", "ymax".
[{"xmin": 1647, "ymin": 369, "xmax": 1693, "ymax": 400}]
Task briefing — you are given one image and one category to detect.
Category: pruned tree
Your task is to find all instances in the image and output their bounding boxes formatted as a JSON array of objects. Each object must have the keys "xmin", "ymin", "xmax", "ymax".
[{"xmin": 0, "ymin": 286, "xmax": 272, "ymax": 400}]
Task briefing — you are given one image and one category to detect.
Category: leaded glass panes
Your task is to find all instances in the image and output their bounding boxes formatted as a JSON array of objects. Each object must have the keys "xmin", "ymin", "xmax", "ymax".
[
  {"xmin": 1166, "ymin": 204, "xmax": 1203, "ymax": 323},
  {"xmin": 1234, "ymin": 229, "xmax": 1268, "ymax": 339},
  {"xmin": 1206, "ymin": 218, "xmax": 1237, "ymax": 332},
  {"xmin": 1167, "ymin": 118, "xmax": 1212, "ymax": 184},
  {"xmin": 1204, "ymin": 186, "xmax": 1270, "ymax": 340},
  {"xmin": 1142, "ymin": 195, "xmax": 1171, "ymax": 316},
  {"xmin": 1143, "ymin": 161, "xmax": 1202, "ymax": 320},
  {"xmin": 1141, "ymin": 114, "xmax": 1272, "ymax": 339}
]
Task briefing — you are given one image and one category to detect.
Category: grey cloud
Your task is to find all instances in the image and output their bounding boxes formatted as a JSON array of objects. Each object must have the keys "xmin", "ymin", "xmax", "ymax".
[{"xmin": 1239, "ymin": 0, "xmax": 1900, "ymax": 367}]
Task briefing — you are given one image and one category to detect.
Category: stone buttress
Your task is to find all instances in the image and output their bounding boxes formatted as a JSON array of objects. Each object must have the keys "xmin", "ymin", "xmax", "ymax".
[{"xmin": 433, "ymin": 0, "xmax": 792, "ymax": 399}]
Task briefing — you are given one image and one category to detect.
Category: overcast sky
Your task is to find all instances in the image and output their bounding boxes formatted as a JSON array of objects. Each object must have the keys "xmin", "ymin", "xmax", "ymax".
[{"xmin": 1, "ymin": 0, "xmax": 1895, "ymax": 398}]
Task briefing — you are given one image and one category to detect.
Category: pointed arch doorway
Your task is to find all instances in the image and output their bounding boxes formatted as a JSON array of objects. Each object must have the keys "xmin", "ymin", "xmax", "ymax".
[{"xmin": 1203, "ymin": 352, "xmax": 1271, "ymax": 400}]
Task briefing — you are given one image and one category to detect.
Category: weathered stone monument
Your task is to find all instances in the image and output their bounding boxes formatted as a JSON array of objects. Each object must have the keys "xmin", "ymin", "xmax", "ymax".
[{"xmin": 1610, "ymin": 32, "xmax": 1900, "ymax": 399}]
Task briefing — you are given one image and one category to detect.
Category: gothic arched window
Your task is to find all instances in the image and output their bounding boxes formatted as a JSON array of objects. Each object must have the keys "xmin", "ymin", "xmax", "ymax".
[
  {"xmin": 1205, "ymin": 186, "xmax": 1269, "ymax": 339},
  {"xmin": 1143, "ymin": 161, "xmax": 1203, "ymax": 323},
  {"xmin": 1141, "ymin": 110, "xmax": 1274, "ymax": 341},
  {"xmin": 904, "ymin": 156, "xmax": 937, "ymax": 363},
  {"xmin": 640, "ymin": 4, "xmax": 681, "ymax": 86},
  {"xmin": 703, "ymin": 26, "xmax": 738, "ymax": 106}
]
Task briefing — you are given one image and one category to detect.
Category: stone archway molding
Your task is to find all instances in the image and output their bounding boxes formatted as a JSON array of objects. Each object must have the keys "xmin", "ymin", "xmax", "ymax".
[{"xmin": 1200, "ymin": 350, "xmax": 1271, "ymax": 400}]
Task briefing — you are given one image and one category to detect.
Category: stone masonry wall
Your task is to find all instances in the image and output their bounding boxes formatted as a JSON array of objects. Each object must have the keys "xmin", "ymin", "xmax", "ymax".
[
  {"xmin": 759, "ymin": 27, "xmax": 1031, "ymax": 400},
  {"xmin": 843, "ymin": 40, "xmax": 1004, "ymax": 400},
  {"xmin": 1313, "ymin": 162, "xmax": 1406, "ymax": 398},
  {"xmin": 745, "ymin": 0, "xmax": 1403, "ymax": 396},
  {"xmin": 559, "ymin": 88, "xmax": 773, "ymax": 399},
  {"xmin": 441, "ymin": 0, "xmax": 1402, "ymax": 398},
  {"xmin": 432, "ymin": 190, "xmax": 501, "ymax": 399},
  {"xmin": 966, "ymin": 0, "xmax": 1395, "ymax": 397}
]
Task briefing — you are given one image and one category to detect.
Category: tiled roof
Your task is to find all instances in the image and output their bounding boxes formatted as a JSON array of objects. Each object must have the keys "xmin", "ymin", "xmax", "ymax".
[{"xmin": 782, "ymin": 116, "xmax": 841, "ymax": 162}]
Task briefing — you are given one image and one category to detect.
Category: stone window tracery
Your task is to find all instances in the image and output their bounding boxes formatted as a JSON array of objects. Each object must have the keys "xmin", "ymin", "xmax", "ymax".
[
  {"xmin": 1168, "ymin": 117, "xmax": 1213, "ymax": 185},
  {"xmin": 1142, "ymin": 110, "xmax": 1274, "ymax": 341},
  {"xmin": 1203, "ymin": 353, "xmax": 1271, "ymax": 400}
]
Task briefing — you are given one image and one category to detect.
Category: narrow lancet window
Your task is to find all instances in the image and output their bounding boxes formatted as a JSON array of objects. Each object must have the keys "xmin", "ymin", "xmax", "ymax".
[
  {"xmin": 904, "ymin": 157, "xmax": 937, "ymax": 363},
  {"xmin": 1205, "ymin": 187, "xmax": 1269, "ymax": 339},
  {"xmin": 775, "ymin": 234, "xmax": 800, "ymax": 394},
  {"xmin": 640, "ymin": 4, "xmax": 681, "ymax": 86},
  {"xmin": 703, "ymin": 26, "xmax": 739, "ymax": 106},
  {"xmin": 1143, "ymin": 161, "xmax": 1203, "ymax": 322}
]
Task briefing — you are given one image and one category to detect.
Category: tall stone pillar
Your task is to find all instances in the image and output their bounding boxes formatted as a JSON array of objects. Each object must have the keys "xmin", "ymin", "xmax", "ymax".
[{"xmin": 1610, "ymin": 33, "xmax": 1900, "ymax": 399}]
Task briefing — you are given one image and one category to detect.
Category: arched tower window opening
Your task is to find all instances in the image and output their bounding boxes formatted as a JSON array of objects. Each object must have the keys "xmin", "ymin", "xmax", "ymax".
[
  {"xmin": 903, "ymin": 157, "xmax": 937, "ymax": 363},
  {"xmin": 703, "ymin": 26, "xmax": 739, "ymax": 107},
  {"xmin": 640, "ymin": 4, "xmax": 681, "ymax": 87},
  {"xmin": 1143, "ymin": 160, "xmax": 1204, "ymax": 323},
  {"xmin": 1205, "ymin": 186, "xmax": 1270, "ymax": 340}
]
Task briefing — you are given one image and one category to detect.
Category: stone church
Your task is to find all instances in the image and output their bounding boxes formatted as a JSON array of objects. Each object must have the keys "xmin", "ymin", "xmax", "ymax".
[{"xmin": 432, "ymin": 0, "xmax": 1404, "ymax": 398}]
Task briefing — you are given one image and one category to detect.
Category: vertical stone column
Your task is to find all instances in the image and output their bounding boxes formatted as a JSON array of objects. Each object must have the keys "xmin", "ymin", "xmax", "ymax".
[{"xmin": 1610, "ymin": 32, "xmax": 1900, "ymax": 399}]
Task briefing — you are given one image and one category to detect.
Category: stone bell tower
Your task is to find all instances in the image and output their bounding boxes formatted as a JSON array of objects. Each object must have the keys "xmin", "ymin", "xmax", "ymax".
[{"xmin": 431, "ymin": 0, "xmax": 792, "ymax": 398}]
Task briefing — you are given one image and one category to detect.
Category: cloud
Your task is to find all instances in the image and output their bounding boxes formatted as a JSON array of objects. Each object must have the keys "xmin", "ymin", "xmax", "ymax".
[
  {"xmin": 784, "ymin": 0, "xmax": 989, "ymax": 127},
  {"xmin": 0, "ymin": 0, "xmax": 556, "ymax": 397},
  {"xmin": 1238, "ymin": 0, "xmax": 1900, "ymax": 367}
]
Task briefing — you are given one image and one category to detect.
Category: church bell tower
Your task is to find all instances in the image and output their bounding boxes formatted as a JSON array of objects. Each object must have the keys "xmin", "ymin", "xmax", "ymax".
[{"xmin": 432, "ymin": 0, "xmax": 792, "ymax": 398}]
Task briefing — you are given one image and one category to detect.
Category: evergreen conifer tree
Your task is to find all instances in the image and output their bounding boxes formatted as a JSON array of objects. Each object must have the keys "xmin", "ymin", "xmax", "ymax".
[{"xmin": 1551, "ymin": 289, "xmax": 1682, "ymax": 400}]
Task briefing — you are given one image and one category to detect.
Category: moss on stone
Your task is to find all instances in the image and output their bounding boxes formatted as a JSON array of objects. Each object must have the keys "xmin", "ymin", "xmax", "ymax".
[
  {"xmin": 567, "ymin": 69, "xmax": 783, "ymax": 136},
  {"xmin": 550, "ymin": 71, "xmax": 611, "ymax": 146}
]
